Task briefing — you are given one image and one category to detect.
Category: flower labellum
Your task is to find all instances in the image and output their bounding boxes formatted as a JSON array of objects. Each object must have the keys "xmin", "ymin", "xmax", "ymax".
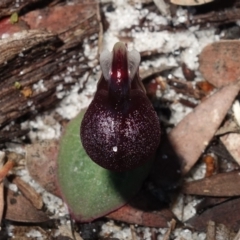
[{"xmin": 80, "ymin": 42, "xmax": 160, "ymax": 171}]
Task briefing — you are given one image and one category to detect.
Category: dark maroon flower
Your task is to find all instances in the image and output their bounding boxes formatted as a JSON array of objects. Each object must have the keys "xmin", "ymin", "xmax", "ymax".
[{"xmin": 80, "ymin": 42, "xmax": 160, "ymax": 171}]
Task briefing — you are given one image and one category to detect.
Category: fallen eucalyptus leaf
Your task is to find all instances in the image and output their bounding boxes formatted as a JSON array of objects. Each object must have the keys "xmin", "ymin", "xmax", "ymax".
[
  {"xmin": 199, "ymin": 41, "xmax": 240, "ymax": 88},
  {"xmin": 182, "ymin": 171, "xmax": 240, "ymax": 196},
  {"xmin": 187, "ymin": 198, "xmax": 240, "ymax": 232},
  {"xmin": 170, "ymin": 0, "xmax": 214, "ymax": 6},
  {"xmin": 169, "ymin": 81, "xmax": 240, "ymax": 175},
  {"xmin": 57, "ymin": 110, "xmax": 152, "ymax": 222},
  {"xmin": 220, "ymin": 133, "xmax": 240, "ymax": 166},
  {"xmin": 4, "ymin": 189, "xmax": 49, "ymax": 222},
  {"xmin": 106, "ymin": 190, "xmax": 176, "ymax": 227},
  {"xmin": 26, "ymin": 140, "xmax": 60, "ymax": 197}
]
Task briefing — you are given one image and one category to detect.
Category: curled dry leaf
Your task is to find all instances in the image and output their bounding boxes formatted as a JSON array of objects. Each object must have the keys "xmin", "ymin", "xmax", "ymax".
[
  {"xmin": 169, "ymin": 81, "xmax": 240, "ymax": 175},
  {"xmin": 187, "ymin": 198, "xmax": 240, "ymax": 232},
  {"xmin": 199, "ymin": 41, "xmax": 240, "ymax": 88},
  {"xmin": 26, "ymin": 140, "xmax": 60, "ymax": 197},
  {"xmin": 182, "ymin": 171, "xmax": 240, "ymax": 197},
  {"xmin": 4, "ymin": 189, "xmax": 49, "ymax": 222}
]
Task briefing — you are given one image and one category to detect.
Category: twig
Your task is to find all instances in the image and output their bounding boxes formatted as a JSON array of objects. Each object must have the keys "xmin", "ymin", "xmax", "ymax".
[
  {"xmin": 12, "ymin": 176, "xmax": 43, "ymax": 209},
  {"xmin": 130, "ymin": 225, "xmax": 137, "ymax": 240},
  {"xmin": 206, "ymin": 221, "xmax": 216, "ymax": 240},
  {"xmin": 0, "ymin": 151, "xmax": 5, "ymax": 228},
  {"xmin": 162, "ymin": 219, "xmax": 176, "ymax": 240}
]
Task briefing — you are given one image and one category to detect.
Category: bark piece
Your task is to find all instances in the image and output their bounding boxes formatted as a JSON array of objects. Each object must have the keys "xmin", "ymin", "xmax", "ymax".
[
  {"xmin": 0, "ymin": 30, "xmax": 55, "ymax": 64},
  {"xmin": 199, "ymin": 41, "xmax": 240, "ymax": 88},
  {"xmin": 0, "ymin": 17, "xmax": 29, "ymax": 38},
  {"xmin": 22, "ymin": 1, "xmax": 99, "ymax": 43},
  {"xmin": 182, "ymin": 171, "xmax": 240, "ymax": 196},
  {"xmin": 4, "ymin": 189, "xmax": 49, "ymax": 222},
  {"xmin": 187, "ymin": 198, "xmax": 240, "ymax": 232},
  {"xmin": 169, "ymin": 81, "xmax": 240, "ymax": 175},
  {"xmin": 0, "ymin": 0, "xmax": 35, "ymax": 18},
  {"xmin": 0, "ymin": 1, "xmax": 100, "ymax": 143}
]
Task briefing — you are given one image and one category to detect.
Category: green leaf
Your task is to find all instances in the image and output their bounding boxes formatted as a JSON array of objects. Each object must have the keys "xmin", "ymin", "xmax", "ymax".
[
  {"xmin": 57, "ymin": 109, "xmax": 152, "ymax": 222},
  {"xmin": 10, "ymin": 12, "xmax": 18, "ymax": 24}
]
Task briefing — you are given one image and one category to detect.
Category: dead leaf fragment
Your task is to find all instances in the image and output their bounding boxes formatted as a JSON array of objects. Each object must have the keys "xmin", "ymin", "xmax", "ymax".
[
  {"xmin": 169, "ymin": 81, "xmax": 240, "ymax": 175},
  {"xmin": 199, "ymin": 41, "xmax": 240, "ymax": 88},
  {"xmin": 182, "ymin": 171, "xmax": 240, "ymax": 196},
  {"xmin": 26, "ymin": 140, "xmax": 60, "ymax": 197},
  {"xmin": 4, "ymin": 189, "xmax": 49, "ymax": 222},
  {"xmin": 107, "ymin": 191, "xmax": 177, "ymax": 228},
  {"xmin": 107, "ymin": 205, "xmax": 175, "ymax": 228},
  {"xmin": 187, "ymin": 198, "xmax": 240, "ymax": 232},
  {"xmin": 170, "ymin": 0, "xmax": 214, "ymax": 6},
  {"xmin": 220, "ymin": 133, "xmax": 240, "ymax": 166}
]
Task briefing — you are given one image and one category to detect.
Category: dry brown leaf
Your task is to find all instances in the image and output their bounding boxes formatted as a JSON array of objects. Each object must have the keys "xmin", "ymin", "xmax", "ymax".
[
  {"xmin": 26, "ymin": 140, "xmax": 60, "ymax": 197},
  {"xmin": 169, "ymin": 81, "xmax": 240, "ymax": 175},
  {"xmin": 220, "ymin": 133, "xmax": 240, "ymax": 166},
  {"xmin": 187, "ymin": 198, "xmax": 240, "ymax": 232},
  {"xmin": 107, "ymin": 191, "xmax": 177, "ymax": 228},
  {"xmin": 182, "ymin": 171, "xmax": 240, "ymax": 196},
  {"xmin": 196, "ymin": 197, "xmax": 229, "ymax": 214},
  {"xmin": 108, "ymin": 205, "xmax": 175, "ymax": 228},
  {"xmin": 170, "ymin": 0, "xmax": 214, "ymax": 6},
  {"xmin": 199, "ymin": 41, "xmax": 240, "ymax": 88},
  {"xmin": 4, "ymin": 189, "xmax": 49, "ymax": 222}
]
